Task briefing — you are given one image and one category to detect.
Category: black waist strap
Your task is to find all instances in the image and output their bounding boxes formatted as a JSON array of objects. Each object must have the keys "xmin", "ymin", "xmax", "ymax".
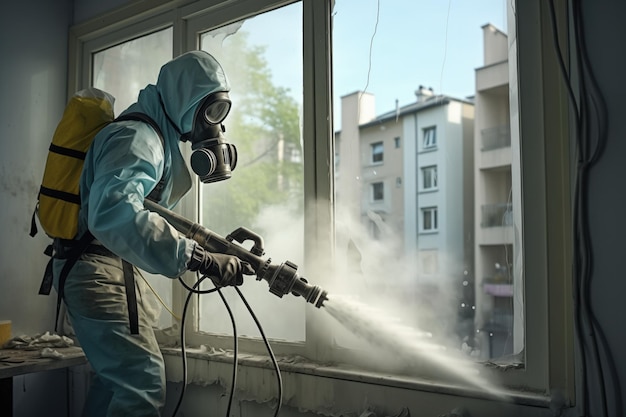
[{"xmin": 43, "ymin": 234, "xmax": 139, "ymax": 335}]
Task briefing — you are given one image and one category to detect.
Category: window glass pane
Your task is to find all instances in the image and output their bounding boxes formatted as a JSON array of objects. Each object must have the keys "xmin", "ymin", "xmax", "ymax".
[
  {"xmin": 197, "ymin": 2, "xmax": 305, "ymax": 341},
  {"xmin": 371, "ymin": 141, "xmax": 383, "ymax": 163},
  {"xmin": 422, "ymin": 165, "xmax": 437, "ymax": 190},
  {"xmin": 331, "ymin": 0, "xmax": 519, "ymax": 374},
  {"xmin": 372, "ymin": 182, "xmax": 384, "ymax": 201},
  {"xmin": 91, "ymin": 27, "xmax": 174, "ymax": 329},
  {"xmin": 423, "ymin": 126, "xmax": 437, "ymax": 148},
  {"xmin": 93, "ymin": 28, "xmax": 173, "ymax": 115}
]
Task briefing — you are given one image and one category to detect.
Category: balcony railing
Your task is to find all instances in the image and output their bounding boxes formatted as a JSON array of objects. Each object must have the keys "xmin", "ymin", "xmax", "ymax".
[
  {"xmin": 481, "ymin": 202, "xmax": 513, "ymax": 227},
  {"xmin": 481, "ymin": 125, "xmax": 511, "ymax": 151}
]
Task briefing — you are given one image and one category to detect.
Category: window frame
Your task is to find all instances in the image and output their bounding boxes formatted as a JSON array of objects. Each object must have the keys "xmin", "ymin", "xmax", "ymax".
[
  {"xmin": 371, "ymin": 181, "xmax": 384, "ymax": 202},
  {"xmin": 421, "ymin": 165, "xmax": 438, "ymax": 190},
  {"xmin": 370, "ymin": 141, "xmax": 384, "ymax": 164},
  {"xmin": 422, "ymin": 125, "xmax": 437, "ymax": 149},
  {"xmin": 68, "ymin": 0, "xmax": 576, "ymax": 408},
  {"xmin": 421, "ymin": 206, "xmax": 438, "ymax": 232}
]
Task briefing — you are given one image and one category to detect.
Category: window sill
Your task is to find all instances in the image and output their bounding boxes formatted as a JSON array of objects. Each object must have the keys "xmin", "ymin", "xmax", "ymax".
[
  {"xmin": 419, "ymin": 146, "xmax": 438, "ymax": 153},
  {"xmin": 160, "ymin": 346, "xmax": 553, "ymax": 412}
]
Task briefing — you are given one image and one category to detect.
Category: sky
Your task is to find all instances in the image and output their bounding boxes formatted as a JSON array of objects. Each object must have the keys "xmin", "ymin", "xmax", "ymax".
[
  {"xmin": 332, "ymin": 0, "xmax": 508, "ymax": 108},
  {"xmin": 242, "ymin": 0, "xmax": 508, "ymax": 128}
]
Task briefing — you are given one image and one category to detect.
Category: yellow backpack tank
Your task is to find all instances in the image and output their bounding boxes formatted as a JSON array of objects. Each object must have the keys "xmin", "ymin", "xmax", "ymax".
[{"xmin": 35, "ymin": 88, "xmax": 115, "ymax": 239}]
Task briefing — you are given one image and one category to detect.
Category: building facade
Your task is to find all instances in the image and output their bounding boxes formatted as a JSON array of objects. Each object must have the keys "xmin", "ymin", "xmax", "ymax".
[
  {"xmin": 336, "ymin": 87, "xmax": 475, "ymax": 342},
  {"xmin": 473, "ymin": 23, "xmax": 517, "ymax": 359}
]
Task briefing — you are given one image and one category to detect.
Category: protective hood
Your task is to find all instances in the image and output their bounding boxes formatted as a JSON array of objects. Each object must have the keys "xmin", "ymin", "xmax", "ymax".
[{"xmin": 156, "ymin": 50, "xmax": 231, "ymax": 135}]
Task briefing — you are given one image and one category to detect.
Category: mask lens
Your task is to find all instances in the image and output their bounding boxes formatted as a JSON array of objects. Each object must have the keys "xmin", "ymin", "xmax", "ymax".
[{"xmin": 204, "ymin": 100, "xmax": 231, "ymax": 124}]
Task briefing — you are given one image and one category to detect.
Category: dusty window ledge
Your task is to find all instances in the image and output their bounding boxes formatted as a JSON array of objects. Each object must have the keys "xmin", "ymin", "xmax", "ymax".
[{"xmin": 160, "ymin": 346, "xmax": 552, "ymax": 409}]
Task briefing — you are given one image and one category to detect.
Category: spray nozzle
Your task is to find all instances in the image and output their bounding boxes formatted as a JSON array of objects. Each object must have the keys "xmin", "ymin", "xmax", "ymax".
[{"xmin": 251, "ymin": 260, "xmax": 328, "ymax": 308}]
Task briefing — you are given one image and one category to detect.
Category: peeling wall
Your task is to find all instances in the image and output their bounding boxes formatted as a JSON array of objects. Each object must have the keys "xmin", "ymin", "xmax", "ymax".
[
  {"xmin": 0, "ymin": 0, "xmax": 71, "ymax": 339},
  {"xmin": 161, "ymin": 350, "xmax": 555, "ymax": 417}
]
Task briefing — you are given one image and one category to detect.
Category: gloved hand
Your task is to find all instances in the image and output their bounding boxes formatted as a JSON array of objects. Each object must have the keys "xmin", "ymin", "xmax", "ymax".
[{"xmin": 187, "ymin": 244, "xmax": 255, "ymax": 287}]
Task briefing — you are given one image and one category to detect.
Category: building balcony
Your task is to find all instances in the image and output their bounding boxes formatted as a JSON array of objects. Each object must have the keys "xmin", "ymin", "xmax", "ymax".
[
  {"xmin": 478, "ymin": 125, "xmax": 512, "ymax": 169},
  {"xmin": 483, "ymin": 282, "xmax": 513, "ymax": 297},
  {"xmin": 481, "ymin": 125, "xmax": 511, "ymax": 151},
  {"xmin": 477, "ymin": 203, "xmax": 513, "ymax": 244},
  {"xmin": 481, "ymin": 202, "xmax": 512, "ymax": 228}
]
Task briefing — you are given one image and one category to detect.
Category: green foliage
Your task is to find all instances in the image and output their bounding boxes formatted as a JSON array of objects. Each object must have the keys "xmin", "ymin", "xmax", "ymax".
[{"xmin": 201, "ymin": 31, "xmax": 303, "ymax": 235}]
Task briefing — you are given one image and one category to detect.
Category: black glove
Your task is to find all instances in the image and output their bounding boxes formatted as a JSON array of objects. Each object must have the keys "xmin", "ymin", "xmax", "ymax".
[{"xmin": 187, "ymin": 244, "xmax": 255, "ymax": 287}]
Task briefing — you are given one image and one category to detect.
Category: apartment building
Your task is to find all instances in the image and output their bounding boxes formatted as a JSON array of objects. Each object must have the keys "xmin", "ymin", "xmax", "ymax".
[
  {"xmin": 335, "ymin": 88, "xmax": 474, "ymax": 341},
  {"xmin": 473, "ymin": 23, "xmax": 517, "ymax": 359}
]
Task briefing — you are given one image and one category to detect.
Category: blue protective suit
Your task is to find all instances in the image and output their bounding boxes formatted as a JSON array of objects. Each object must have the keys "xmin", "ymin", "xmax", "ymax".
[{"xmin": 52, "ymin": 51, "xmax": 231, "ymax": 417}]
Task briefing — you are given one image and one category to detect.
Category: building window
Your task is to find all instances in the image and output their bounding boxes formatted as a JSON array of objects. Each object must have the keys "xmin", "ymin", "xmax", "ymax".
[
  {"xmin": 371, "ymin": 181, "xmax": 384, "ymax": 201},
  {"xmin": 394, "ymin": 136, "xmax": 401, "ymax": 148},
  {"xmin": 371, "ymin": 141, "xmax": 384, "ymax": 163},
  {"xmin": 422, "ymin": 165, "xmax": 438, "ymax": 190},
  {"xmin": 423, "ymin": 126, "xmax": 437, "ymax": 149},
  {"xmin": 422, "ymin": 206, "xmax": 438, "ymax": 231}
]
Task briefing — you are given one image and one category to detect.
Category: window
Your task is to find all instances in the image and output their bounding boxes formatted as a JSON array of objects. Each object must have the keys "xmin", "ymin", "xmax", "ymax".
[
  {"xmin": 423, "ymin": 126, "xmax": 437, "ymax": 148},
  {"xmin": 422, "ymin": 165, "xmax": 437, "ymax": 190},
  {"xmin": 371, "ymin": 141, "xmax": 384, "ymax": 163},
  {"xmin": 422, "ymin": 206, "xmax": 438, "ymax": 231},
  {"xmin": 74, "ymin": 0, "xmax": 574, "ymax": 411},
  {"xmin": 92, "ymin": 27, "xmax": 173, "ymax": 115},
  {"xmin": 371, "ymin": 182, "xmax": 384, "ymax": 201},
  {"xmin": 196, "ymin": 2, "xmax": 305, "ymax": 341}
]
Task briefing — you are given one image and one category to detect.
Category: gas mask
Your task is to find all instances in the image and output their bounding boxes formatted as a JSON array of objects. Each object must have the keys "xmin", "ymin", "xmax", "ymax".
[{"xmin": 181, "ymin": 91, "xmax": 237, "ymax": 183}]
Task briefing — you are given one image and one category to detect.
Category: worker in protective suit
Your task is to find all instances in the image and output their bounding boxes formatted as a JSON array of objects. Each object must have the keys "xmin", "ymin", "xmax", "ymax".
[{"xmin": 52, "ymin": 50, "xmax": 253, "ymax": 417}]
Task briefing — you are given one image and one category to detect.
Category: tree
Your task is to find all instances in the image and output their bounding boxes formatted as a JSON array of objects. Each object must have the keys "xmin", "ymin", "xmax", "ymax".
[{"xmin": 200, "ymin": 31, "xmax": 303, "ymax": 237}]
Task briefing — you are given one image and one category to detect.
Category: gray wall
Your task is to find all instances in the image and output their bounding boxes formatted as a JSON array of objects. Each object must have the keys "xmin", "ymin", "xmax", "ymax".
[
  {"xmin": 0, "ymin": 0, "xmax": 72, "ymax": 340},
  {"xmin": 0, "ymin": 2, "xmax": 74, "ymax": 416},
  {"xmin": 580, "ymin": 0, "xmax": 626, "ymax": 413},
  {"xmin": 1, "ymin": 0, "xmax": 625, "ymax": 416}
]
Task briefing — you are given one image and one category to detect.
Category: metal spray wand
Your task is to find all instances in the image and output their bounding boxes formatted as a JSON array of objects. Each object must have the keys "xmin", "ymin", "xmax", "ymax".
[{"xmin": 143, "ymin": 199, "xmax": 328, "ymax": 308}]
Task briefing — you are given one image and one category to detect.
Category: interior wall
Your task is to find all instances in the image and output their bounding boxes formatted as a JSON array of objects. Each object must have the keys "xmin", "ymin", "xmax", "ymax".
[
  {"xmin": 0, "ymin": 0, "xmax": 72, "ymax": 340},
  {"xmin": 0, "ymin": 1, "xmax": 73, "ymax": 416}
]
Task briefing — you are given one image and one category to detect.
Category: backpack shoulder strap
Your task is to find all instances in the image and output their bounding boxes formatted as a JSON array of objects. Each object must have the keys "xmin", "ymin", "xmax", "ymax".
[{"xmin": 115, "ymin": 112, "xmax": 166, "ymax": 202}]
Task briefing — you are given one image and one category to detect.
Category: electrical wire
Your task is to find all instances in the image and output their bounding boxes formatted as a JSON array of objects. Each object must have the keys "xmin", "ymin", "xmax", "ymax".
[
  {"xmin": 171, "ymin": 273, "xmax": 283, "ymax": 417},
  {"xmin": 170, "ymin": 277, "xmax": 197, "ymax": 417},
  {"xmin": 234, "ymin": 286, "xmax": 283, "ymax": 417},
  {"xmin": 547, "ymin": 0, "xmax": 621, "ymax": 415},
  {"xmin": 357, "ymin": 0, "xmax": 380, "ymax": 118},
  {"xmin": 439, "ymin": 0, "xmax": 452, "ymax": 95},
  {"xmin": 170, "ymin": 274, "xmax": 235, "ymax": 417},
  {"xmin": 216, "ymin": 286, "xmax": 239, "ymax": 417},
  {"xmin": 134, "ymin": 267, "xmax": 182, "ymax": 321}
]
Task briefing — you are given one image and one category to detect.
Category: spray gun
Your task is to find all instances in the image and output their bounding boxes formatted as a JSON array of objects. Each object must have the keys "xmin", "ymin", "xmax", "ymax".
[{"xmin": 144, "ymin": 199, "xmax": 328, "ymax": 308}]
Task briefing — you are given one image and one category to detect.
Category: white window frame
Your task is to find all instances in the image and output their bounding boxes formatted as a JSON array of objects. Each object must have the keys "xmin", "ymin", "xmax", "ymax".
[
  {"xmin": 422, "ymin": 165, "xmax": 438, "ymax": 190},
  {"xmin": 371, "ymin": 141, "xmax": 384, "ymax": 164},
  {"xmin": 421, "ymin": 206, "xmax": 438, "ymax": 232},
  {"xmin": 423, "ymin": 126, "xmax": 437, "ymax": 149},
  {"xmin": 371, "ymin": 181, "xmax": 384, "ymax": 202},
  {"xmin": 69, "ymin": 0, "xmax": 576, "ymax": 412}
]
